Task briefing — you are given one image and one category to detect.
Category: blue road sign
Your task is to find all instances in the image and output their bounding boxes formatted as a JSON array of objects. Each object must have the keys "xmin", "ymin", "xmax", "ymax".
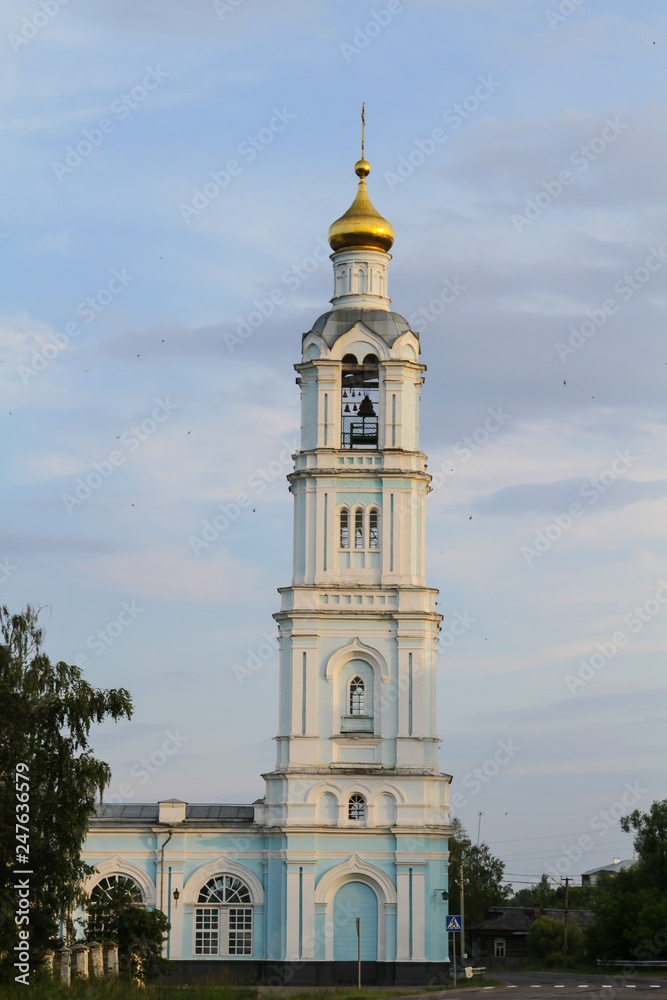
[{"xmin": 446, "ymin": 915, "xmax": 462, "ymax": 932}]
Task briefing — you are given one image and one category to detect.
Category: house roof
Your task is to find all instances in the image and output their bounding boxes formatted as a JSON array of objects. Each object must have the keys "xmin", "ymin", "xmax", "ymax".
[
  {"xmin": 470, "ymin": 906, "xmax": 596, "ymax": 936},
  {"xmin": 581, "ymin": 859, "xmax": 634, "ymax": 877},
  {"xmin": 91, "ymin": 802, "xmax": 255, "ymax": 825}
]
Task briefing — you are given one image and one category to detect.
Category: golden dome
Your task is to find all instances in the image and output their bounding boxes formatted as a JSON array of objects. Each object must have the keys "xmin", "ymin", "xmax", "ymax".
[{"xmin": 328, "ymin": 157, "xmax": 395, "ymax": 253}]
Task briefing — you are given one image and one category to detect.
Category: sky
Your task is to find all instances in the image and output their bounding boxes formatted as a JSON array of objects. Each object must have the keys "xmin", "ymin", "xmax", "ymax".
[{"xmin": 2, "ymin": 0, "xmax": 666, "ymax": 890}]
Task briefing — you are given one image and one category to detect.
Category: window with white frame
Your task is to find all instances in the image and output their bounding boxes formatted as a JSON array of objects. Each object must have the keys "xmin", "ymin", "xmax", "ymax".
[
  {"xmin": 494, "ymin": 938, "xmax": 506, "ymax": 958},
  {"xmin": 349, "ymin": 676, "xmax": 365, "ymax": 715},
  {"xmin": 88, "ymin": 874, "xmax": 144, "ymax": 941},
  {"xmin": 368, "ymin": 508, "xmax": 379, "ymax": 548},
  {"xmin": 354, "ymin": 508, "xmax": 364, "ymax": 548},
  {"xmin": 340, "ymin": 508, "xmax": 350, "ymax": 548},
  {"xmin": 90, "ymin": 874, "xmax": 143, "ymax": 905},
  {"xmin": 348, "ymin": 794, "xmax": 366, "ymax": 822},
  {"xmin": 194, "ymin": 876, "xmax": 253, "ymax": 956}
]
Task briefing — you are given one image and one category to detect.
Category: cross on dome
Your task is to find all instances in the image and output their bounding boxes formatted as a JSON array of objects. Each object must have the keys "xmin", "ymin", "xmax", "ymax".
[{"xmin": 327, "ymin": 104, "xmax": 395, "ymax": 253}]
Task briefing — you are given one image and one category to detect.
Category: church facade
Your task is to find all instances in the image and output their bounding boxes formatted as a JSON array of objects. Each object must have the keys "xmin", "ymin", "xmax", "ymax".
[{"xmin": 83, "ymin": 144, "xmax": 453, "ymax": 984}]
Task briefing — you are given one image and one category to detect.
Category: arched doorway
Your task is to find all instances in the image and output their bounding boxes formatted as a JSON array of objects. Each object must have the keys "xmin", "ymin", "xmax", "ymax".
[{"xmin": 333, "ymin": 881, "xmax": 378, "ymax": 960}]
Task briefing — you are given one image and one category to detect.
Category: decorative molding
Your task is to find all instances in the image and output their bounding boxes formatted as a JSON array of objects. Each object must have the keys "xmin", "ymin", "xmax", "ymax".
[
  {"xmin": 328, "ymin": 322, "xmax": 392, "ymax": 361},
  {"xmin": 314, "ymin": 854, "xmax": 397, "ymax": 906},
  {"xmin": 83, "ymin": 855, "xmax": 156, "ymax": 907},
  {"xmin": 324, "ymin": 637, "xmax": 389, "ymax": 683},
  {"xmin": 182, "ymin": 856, "xmax": 265, "ymax": 906}
]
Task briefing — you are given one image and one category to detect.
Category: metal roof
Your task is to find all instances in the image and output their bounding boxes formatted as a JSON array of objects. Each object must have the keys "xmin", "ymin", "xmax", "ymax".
[{"xmin": 92, "ymin": 802, "xmax": 255, "ymax": 824}]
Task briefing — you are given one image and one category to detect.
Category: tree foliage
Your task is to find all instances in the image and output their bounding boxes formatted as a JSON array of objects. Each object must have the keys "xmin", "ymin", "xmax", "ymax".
[
  {"xmin": 0, "ymin": 605, "xmax": 132, "ymax": 974},
  {"xmin": 527, "ymin": 914, "xmax": 585, "ymax": 967},
  {"xmin": 84, "ymin": 881, "xmax": 170, "ymax": 982},
  {"xmin": 509, "ymin": 874, "xmax": 598, "ymax": 911},
  {"xmin": 587, "ymin": 799, "xmax": 667, "ymax": 961},
  {"xmin": 621, "ymin": 799, "xmax": 667, "ymax": 893},
  {"xmin": 448, "ymin": 819, "xmax": 511, "ymax": 931}
]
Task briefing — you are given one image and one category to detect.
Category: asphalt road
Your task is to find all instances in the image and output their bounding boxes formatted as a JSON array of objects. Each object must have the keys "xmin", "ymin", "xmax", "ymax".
[
  {"xmin": 444, "ymin": 968, "xmax": 667, "ymax": 1000},
  {"xmin": 404, "ymin": 972, "xmax": 667, "ymax": 1000}
]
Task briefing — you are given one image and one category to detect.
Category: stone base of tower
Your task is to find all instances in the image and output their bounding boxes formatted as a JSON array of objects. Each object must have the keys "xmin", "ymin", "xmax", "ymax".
[{"xmin": 161, "ymin": 959, "xmax": 452, "ymax": 987}]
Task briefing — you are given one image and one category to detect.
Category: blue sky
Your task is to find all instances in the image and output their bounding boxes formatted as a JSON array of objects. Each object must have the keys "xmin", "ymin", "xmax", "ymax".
[{"xmin": 2, "ymin": 0, "xmax": 667, "ymax": 888}]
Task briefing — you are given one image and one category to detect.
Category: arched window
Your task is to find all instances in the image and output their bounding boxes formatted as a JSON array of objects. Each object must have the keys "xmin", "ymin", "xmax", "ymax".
[
  {"xmin": 368, "ymin": 508, "xmax": 379, "ymax": 549},
  {"xmin": 88, "ymin": 875, "xmax": 143, "ymax": 940},
  {"xmin": 195, "ymin": 875, "xmax": 253, "ymax": 956},
  {"xmin": 348, "ymin": 794, "xmax": 366, "ymax": 822},
  {"xmin": 354, "ymin": 509, "xmax": 364, "ymax": 549},
  {"xmin": 349, "ymin": 676, "xmax": 365, "ymax": 716},
  {"xmin": 90, "ymin": 874, "xmax": 143, "ymax": 905},
  {"xmin": 340, "ymin": 508, "xmax": 349, "ymax": 548}
]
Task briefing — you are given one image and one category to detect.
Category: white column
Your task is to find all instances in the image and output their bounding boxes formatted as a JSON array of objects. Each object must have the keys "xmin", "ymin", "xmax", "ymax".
[
  {"xmin": 301, "ymin": 864, "xmax": 316, "ymax": 960},
  {"xmin": 169, "ymin": 871, "xmax": 184, "ymax": 959},
  {"xmin": 411, "ymin": 866, "xmax": 426, "ymax": 961},
  {"xmin": 285, "ymin": 865, "xmax": 301, "ymax": 960},
  {"xmin": 396, "ymin": 868, "xmax": 411, "ymax": 961}
]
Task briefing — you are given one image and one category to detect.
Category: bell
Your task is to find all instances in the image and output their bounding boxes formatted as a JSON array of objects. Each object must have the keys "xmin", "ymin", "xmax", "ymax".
[
  {"xmin": 342, "ymin": 391, "xmax": 348, "ymax": 398},
  {"xmin": 344, "ymin": 404, "xmax": 350, "ymax": 413},
  {"xmin": 353, "ymin": 404, "xmax": 358, "ymax": 412},
  {"xmin": 358, "ymin": 394, "xmax": 376, "ymax": 417}
]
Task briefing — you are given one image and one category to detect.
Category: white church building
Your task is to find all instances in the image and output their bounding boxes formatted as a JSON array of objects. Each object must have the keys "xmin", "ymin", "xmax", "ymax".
[{"xmin": 83, "ymin": 141, "xmax": 454, "ymax": 985}]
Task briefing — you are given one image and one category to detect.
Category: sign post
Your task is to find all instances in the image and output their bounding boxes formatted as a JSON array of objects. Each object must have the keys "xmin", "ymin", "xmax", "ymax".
[
  {"xmin": 446, "ymin": 915, "xmax": 462, "ymax": 987},
  {"xmin": 356, "ymin": 917, "xmax": 361, "ymax": 991}
]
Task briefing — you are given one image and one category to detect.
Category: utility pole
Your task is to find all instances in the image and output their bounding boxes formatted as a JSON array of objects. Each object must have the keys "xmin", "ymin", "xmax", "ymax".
[
  {"xmin": 460, "ymin": 862, "xmax": 465, "ymax": 967},
  {"xmin": 563, "ymin": 877, "xmax": 570, "ymax": 970}
]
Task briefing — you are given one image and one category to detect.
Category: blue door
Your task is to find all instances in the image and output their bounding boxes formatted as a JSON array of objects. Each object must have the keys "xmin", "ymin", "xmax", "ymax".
[{"xmin": 333, "ymin": 881, "xmax": 378, "ymax": 960}]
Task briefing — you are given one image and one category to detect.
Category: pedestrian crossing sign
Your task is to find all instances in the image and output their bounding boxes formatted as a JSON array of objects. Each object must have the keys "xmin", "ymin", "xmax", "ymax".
[{"xmin": 446, "ymin": 915, "xmax": 462, "ymax": 931}]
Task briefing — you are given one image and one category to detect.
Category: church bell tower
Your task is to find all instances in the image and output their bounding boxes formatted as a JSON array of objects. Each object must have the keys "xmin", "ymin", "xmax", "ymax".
[{"xmin": 258, "ymin": 117, "xmax": 452, "ymax": 973}]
